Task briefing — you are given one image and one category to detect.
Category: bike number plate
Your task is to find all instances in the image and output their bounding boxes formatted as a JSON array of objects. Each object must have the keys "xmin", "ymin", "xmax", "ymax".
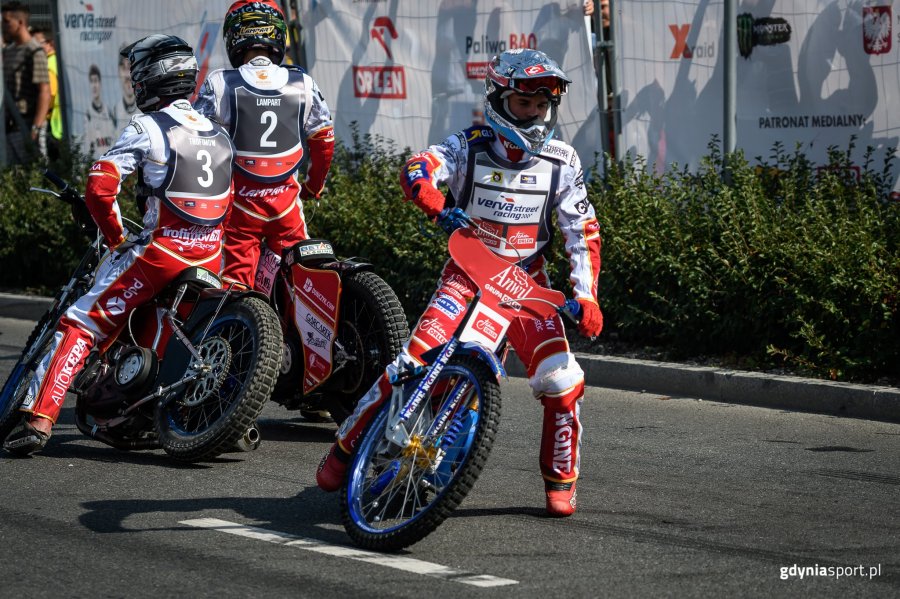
[{"xmin": 458, "ymin": 302, "xmax": 510, "ymax": 353}]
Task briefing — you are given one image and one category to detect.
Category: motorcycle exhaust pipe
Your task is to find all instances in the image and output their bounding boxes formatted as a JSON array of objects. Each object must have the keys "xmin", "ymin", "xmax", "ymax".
[{"xmin": 233, "ymin": 424, "xmax": 261, "ymax": 452}]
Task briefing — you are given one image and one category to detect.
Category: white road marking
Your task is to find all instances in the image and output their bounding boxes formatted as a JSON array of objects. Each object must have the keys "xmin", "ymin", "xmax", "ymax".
[{"xmin": 181, "ymin": 518, "xmax": 518, "ymax": 588}]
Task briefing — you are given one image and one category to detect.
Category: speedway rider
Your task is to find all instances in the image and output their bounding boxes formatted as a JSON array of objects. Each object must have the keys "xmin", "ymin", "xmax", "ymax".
[
  {"xmin": 3, "ymin": 35, "xmax": 235, "ymax": 455},
  {"xmin": 193, "ymin": 0, "xmax": 335, "ymax": 291},
  {"xmin": 316, "ymin": 49, "xmax": 603, "ymax": 517}
]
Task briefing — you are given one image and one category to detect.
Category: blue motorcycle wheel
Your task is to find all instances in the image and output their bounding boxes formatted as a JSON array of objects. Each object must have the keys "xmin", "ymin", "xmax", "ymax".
[{"xmin": 341, "ymin": 354, "xmax": 501, "ymax": 552}]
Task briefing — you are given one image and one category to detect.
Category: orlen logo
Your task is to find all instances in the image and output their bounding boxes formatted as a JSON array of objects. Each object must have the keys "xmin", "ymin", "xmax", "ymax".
[
  {"xmin": 669, "ymin": 24, "xmax": 715, "ymax": 59},
  {"xmin": 475, "ymin": 315, "xmax": 502, "ymax": 342},
  {"xmin": 507, "ymin": 230, "xmax": 536, "ymax": 249},
  {"xmin": 354, "ymin": 67, "xmax": 405, "ymax": 99},
  {"xmin": 862, "ymin": 6, "xmax": 892, "ymax": 55},
  {"xmin": 371, "ymin": 16, "xmax": 397, "ymax": 59},
  {"xmin": 354, "ymin": 16, "xmax": 406, "ymax": 99}
]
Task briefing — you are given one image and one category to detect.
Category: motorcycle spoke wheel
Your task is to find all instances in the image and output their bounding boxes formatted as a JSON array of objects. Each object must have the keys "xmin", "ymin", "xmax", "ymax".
[
  {"xmin": 341, "ymin": 355, "xmax": 501, "ymax": 552},
  {"xmin": 157, "ymin": 296, "xmax": 281, "ymax": 462},
  {"xmin": 0, "ymin": 308, "xmax": 63, "ymax": 441},
  {"xmin": 326, "ymin": 271, "xmax": 408, "ymax": 425}
]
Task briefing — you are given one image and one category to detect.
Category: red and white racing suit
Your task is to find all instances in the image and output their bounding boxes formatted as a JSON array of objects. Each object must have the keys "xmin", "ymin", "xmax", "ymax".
[
  {"xmin": 337, "ymin": 126, "xmax": 602, "ymax": 486},
  {"xmin": 21, "ymin": 99, "xmax": 235, "ymax": 426},
  {"xmin": 194, "ymin": 55, "xmax": 335, "ymax": 289}
]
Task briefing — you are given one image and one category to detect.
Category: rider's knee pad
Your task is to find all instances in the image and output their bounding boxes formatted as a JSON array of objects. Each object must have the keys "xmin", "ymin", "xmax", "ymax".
[{"xmin": 529, "ymin": 352, "xmax": 584, "ymax": 408}]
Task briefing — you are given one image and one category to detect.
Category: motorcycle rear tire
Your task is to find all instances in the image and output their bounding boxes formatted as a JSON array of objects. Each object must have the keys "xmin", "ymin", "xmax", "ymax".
[
  {"xmin": 326, "ymin": 270, "xmax": 408, "ymax": 425},
  {"xmin": 156, "ymin": 296, "xmax": 281, "ymax": 462}
]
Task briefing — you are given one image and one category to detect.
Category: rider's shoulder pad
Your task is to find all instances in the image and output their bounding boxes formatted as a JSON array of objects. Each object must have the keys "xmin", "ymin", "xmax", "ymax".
[
  {"xmin": 283, "ymin": 63, "xmax": 307, "ymax": 75},
  {"xmin": 539, "ymin": 139, "xmax": 577, "ymax": 166}
]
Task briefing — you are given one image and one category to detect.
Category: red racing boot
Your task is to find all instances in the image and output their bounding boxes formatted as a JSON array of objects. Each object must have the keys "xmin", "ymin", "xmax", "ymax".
[
  {"xmin": 316, "ymin": 443, "xmax": 352, "ymax": 492},
  {"xmin": 545, "ymin": 481, "xmax": 577, "ymax": 517}
]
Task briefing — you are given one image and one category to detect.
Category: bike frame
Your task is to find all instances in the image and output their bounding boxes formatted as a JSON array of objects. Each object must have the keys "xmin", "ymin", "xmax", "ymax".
[{"xmin": 382, "ymin": 226, "xmax": 566, "ymax": 452}]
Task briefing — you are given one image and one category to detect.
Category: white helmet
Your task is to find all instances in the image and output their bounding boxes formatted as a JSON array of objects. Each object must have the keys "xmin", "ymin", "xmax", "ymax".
[{"xmin": 484, "ymin": 49, "xmax": 571, "ymax": 154}]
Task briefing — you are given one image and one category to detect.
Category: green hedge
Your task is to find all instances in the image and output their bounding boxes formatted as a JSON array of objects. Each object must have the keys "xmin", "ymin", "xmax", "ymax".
[{"xmin": 1, "ymin": 134, "xmax": 897, "ymax": 383}]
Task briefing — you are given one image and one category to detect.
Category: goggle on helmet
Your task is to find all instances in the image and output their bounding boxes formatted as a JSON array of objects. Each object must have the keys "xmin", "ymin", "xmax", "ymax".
[{"xmin": 484, "ymin": 49, "xmax": 571, "ymax": 155}]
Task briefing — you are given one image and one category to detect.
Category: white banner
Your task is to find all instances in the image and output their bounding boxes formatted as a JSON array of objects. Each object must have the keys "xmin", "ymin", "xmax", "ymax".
[
  {"xmin": 616, "ymin": 0, "xmax": 899, "ymax": 193},
  {"xmin": 301, "ymin": 0, "xmax": 603, "ymax": 172},
  {"xmin": 57, "ymin": 0, "xmax": 235, "ymax": 159}
]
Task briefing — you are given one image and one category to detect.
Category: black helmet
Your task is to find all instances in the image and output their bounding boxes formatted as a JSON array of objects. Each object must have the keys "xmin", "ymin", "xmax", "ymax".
[
  {"xmin": 223, "ymin": 0, "xmax": 287, "ymax": 68},
  {"xmin": 121, "ymin": 34, "xmax": 198, "ymax": 112}
]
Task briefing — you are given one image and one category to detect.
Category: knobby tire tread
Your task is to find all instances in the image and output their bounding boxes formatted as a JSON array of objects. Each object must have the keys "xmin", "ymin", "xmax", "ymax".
[
  {"xmin": 341, "ymin": 355, "xmax": 502, "ymax": 551},
  {"xmin": 328, "ymin": 270, "xmax": 409, "ymax": 424},
  {"xmin": 159, "ymin": 297, "xmax": 281, "ymax": 462}
]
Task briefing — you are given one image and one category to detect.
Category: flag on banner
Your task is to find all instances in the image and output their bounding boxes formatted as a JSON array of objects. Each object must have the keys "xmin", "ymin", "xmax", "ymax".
[{"xmin": 616, "ymin": 0, "xmax": 899, "ymax": 194}]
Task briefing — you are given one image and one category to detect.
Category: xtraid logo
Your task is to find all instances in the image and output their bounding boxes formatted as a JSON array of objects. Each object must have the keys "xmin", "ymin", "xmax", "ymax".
[{"xmin": 669, "ymin": 24, "xmax": 715, "ymax": 59}]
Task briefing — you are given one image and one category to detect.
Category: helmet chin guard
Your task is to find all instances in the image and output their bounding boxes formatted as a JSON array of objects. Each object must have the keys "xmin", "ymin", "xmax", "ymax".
[{"xmin": 484, "ymin": 49, "xmax": 571, "ymax": 155}]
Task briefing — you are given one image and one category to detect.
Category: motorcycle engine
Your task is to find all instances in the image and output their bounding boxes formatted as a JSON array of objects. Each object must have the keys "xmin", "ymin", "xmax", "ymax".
[{"xmin": 79, "ymin": 345, "xmax": 158, "ymax": 418}]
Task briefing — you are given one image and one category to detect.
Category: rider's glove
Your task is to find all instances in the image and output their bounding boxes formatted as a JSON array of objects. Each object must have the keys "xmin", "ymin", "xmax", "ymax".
[
  {"xmin": 437, "ymin": 207, "xmax": 470, "ymax": 234},
  {"xmin": 410, "ymin": 181, "xmax": 446, "ymax": 218},
  {"xmin": 111, "ymin": 231, "xmax": 144, "ymax": 253},
  {"xmin": 576, "ymin": 298, "xmax": 603, "ymax": 338},
  {"xmin": 299, "ymin": 182, "xmax": 322, "ymax": 202}
]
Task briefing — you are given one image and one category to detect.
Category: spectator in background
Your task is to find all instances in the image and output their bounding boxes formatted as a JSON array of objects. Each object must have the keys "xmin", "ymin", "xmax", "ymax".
[
  {"xmin": 1, "ymin": 1, "xmax": 50, "ymax": 164},
  {"xmin": 113, "ymin": 44, "xmax": 139, "ymax": 128},
  {"xmin": 31, "ymin": 26, "xmax": 62, "ymax": 158},
  {"xmin": 82, "ymin": 64, "xmax": 116, "ymax": 158}
]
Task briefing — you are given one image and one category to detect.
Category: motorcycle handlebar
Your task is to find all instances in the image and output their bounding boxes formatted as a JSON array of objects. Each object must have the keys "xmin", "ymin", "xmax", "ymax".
[
  {"xmin": 560, "ymin": 298, "xmax": 583, "ymax": 324},
  {"xmin": 42, "ymin": 169, "xmax": 69, "ymax": 192},
  {"xmin": 42, "ymin": 169, "xmax": 98, "ymax": 237},
  {"xmin": 42, "ymin": 169, "xmax": 84, "ymax": 207}
]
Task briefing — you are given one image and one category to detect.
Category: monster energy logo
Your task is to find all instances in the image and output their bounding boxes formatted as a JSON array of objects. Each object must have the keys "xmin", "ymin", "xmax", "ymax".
[{"xmin": 737, "ymin": 13, "xmax": 792, "ymax": 59}]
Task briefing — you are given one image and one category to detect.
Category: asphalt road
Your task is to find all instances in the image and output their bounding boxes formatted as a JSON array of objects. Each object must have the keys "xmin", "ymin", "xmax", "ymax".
[{"xmin": 1, "ymin": 316, "xmax": 898, "ymax": 598}]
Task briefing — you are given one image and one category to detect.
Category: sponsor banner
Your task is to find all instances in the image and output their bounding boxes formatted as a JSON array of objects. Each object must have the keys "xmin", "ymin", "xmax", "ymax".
[
  {"xmin": 302, "ymin": 0, "xmax": 603, "ymax": 172},
  {"xmin": 57, "ymin": 0, "xmax": 234, "ymax": 160},
  {"xmin": 616, "ymin": 0, "xmax": 899, "ymax": 193}
]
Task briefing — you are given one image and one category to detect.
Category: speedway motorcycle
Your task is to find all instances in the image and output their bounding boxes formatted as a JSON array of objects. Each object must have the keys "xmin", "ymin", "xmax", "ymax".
[
  {"xmin": 253, "ymin": 230, "xmax": 409, "ymax": 426},
  {"xmin": 339, "ymin": 208, "xmax": 583, "ymax": 551},
  {"xmin": 0, "ymin": 171, "xmax": 282, "ymax": 462}
]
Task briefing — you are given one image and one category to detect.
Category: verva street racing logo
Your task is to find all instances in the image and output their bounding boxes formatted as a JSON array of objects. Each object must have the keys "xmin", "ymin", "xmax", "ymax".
[
  {"xmin": 862, "ymin": 6, "xmax": 892, "ymax": 55},
  {"xmin": 354, "ymin": 16, "xmax": 407, "ymax": 99}
]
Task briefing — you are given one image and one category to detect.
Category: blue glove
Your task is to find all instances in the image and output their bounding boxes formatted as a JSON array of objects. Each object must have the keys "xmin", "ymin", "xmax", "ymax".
[{"xmin": 437, "ymin": 207, "xmax": 471, "ymax": 234}]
